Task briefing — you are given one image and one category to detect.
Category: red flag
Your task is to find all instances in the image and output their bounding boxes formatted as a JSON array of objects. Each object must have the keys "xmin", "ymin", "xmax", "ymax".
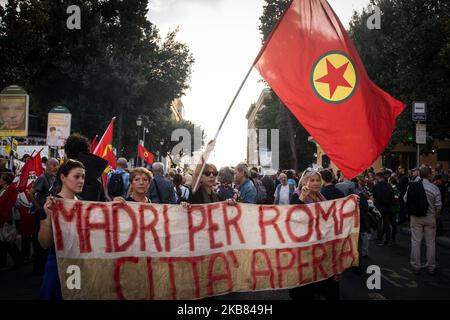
[
  {"xmin": 93, "ymin": 118, "xmax": 116, "ymax": 187},
  {"xmin": 16, "ymin": 149, "xmax": 44, "ymax": 191},
  {"xmin": 255, "ymin": 0, "xmax": 405, "ymax": 178},
  {"xmin": 0, "ymin": 184, "xmax": 18, "ymax": 226},
  {"xmin": 90, "ymin": 135, "xmax": 99, "ymax": 153},
  {"xmin": 34, "ymin": 151, "xmax": 43, "ymax": 177},
  {"xmin": 137, "ymin": 144, "xmax": 155, "ymax": 165},
  {"xmin": 94, "ymin": 118, "xmax": 116, "ymax": 170}
]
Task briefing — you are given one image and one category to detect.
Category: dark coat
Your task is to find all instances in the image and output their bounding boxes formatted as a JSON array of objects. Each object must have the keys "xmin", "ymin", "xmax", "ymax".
[
  {"xmin": 76, "ymin": 152, "xmax": 108, "ymax": 202},
  {"xmin": 148, "ymin": 175, "xmax": 176, "ymax": 204}
]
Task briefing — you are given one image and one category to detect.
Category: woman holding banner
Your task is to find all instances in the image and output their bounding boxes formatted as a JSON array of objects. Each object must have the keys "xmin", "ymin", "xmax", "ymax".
[
  {"xmin": 114, "ymin": 167, "xmax": 153, "ymax": 203},
  {"xmin": 39, "ymin": 159, "xmax": 86, "ymax": 300},
  {"xmin": 290, "ymin": 168, "xmax": 341, "ymax": 300},
  {"xmin": 188, "ymin": 163, "xmax": 221, "ymax": 204}
]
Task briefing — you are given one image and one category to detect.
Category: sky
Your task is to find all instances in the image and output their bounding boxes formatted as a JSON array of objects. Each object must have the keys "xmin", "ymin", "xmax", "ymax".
[{"xmin": 148, "ymin": 0, "xmax": 372, "ymax": 168}]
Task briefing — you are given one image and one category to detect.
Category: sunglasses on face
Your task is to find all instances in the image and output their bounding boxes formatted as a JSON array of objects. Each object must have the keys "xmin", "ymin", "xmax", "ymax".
[{"xmin": 203, "ymin": 171, "xmax": 218, "ymax": 177}]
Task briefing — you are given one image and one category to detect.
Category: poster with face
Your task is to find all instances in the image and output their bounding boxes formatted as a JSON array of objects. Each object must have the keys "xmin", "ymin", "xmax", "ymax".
[
  {"xmin": 0, "ymin": 95, "xmax": 29, "ymax": 137},
  {"xmin": 46, "ymin": 111, "xmax": 72, "ymax": 147}
]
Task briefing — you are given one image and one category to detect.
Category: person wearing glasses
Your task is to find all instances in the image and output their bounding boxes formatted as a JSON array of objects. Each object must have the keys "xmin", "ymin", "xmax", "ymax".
[
  {"xmin": 290, "ymin": 168, "xmax": 340, "ymax": 300},
  {"xmin": 184, "ymin": 140, "xmax": 236, "ymax": 206},
  {"xmin": 188, "ymin": 163, "xmax": 221, "ymax": 204}
]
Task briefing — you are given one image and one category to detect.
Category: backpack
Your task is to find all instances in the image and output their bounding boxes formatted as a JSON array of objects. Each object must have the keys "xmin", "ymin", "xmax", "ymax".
[
  {"xmin": 108, "ymin": 172, "xmax": 124, "ymax": 198},
  {"xmin": 406, "ymin": 180, "xmax": 428, "ymax": 217},
  {"xmin": 252, "ymin": 178, "xmax": 267, "ymax": 204}
]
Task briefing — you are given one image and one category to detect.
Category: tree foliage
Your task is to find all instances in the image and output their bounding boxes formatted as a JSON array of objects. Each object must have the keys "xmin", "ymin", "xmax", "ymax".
[
  {"xmin": 0, "ymin": 0, "xmax": 199, "ymax": 158},
  {"xmin": 349, "ymin": 0, "xmax": 450, "ymax": 152},
  {"xmin": 257, "ymin": 0, "xmax": 450, "ymax": 168}
]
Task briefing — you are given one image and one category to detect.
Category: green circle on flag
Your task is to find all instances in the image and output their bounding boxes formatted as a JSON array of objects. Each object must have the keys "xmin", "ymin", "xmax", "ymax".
[{"xmin": 311, "ymin": 50, "xmax": 358, "ymax": 104}]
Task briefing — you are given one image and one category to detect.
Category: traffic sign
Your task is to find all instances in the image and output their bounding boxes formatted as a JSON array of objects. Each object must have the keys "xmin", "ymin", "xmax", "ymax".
[
  {"xmin": 412, "ymin": 101, "xmax": 427, "ymax": 121},
  {"xmin": 416, "ymin": 123, "xmax": 426, "ymax": 144}
]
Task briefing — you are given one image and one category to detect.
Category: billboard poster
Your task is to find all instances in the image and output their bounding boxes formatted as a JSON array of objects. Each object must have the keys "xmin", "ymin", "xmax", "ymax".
[
  {"xmin": 47, "ymin": 106, "xmax": 71, "ymax": 147},
  {"xmin": 0, "ymin": 86, "xmax": 29, "ymax": 137}
]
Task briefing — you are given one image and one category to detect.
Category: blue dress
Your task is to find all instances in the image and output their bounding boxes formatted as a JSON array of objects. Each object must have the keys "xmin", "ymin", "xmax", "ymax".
[
  {"xmin": 39, "ymin": 195, "xmax": 62, "ymax": 300},
  {"xmin": 39, "ymin": 251, "xmax": 62, "ymax": 300}
]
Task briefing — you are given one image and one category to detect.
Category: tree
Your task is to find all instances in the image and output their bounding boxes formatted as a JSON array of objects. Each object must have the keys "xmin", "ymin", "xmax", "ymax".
[
  {"xmin": 0, "ymin": 0, "xmax": 200, "ymax": 159},
  {"xmin": 349, "ymin": 0, "xmax": 450, "ymax": 153}
]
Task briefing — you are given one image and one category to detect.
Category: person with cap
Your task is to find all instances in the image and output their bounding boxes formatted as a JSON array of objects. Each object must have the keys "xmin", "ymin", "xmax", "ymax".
[{"xmin": 410, "ymin": 167, "xmax": 421, "ymax": 182}]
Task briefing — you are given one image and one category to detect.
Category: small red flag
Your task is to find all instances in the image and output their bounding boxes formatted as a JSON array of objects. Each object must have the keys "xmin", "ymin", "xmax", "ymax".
[
  {"xmin": 255, "ymin": 0, "xmax": 405, "ymax": 178},
  {"xmin": 16, "ymin": 149, "xmax": 44, "ymax": 191},
  {"xmin": 90, "ymin": 135, "xmax": 99, "ymax": 153},
  {"xmin": 137, "ymin": 144, "xmax": 155, "ymax": 165},
  {"xmin": 0, "ymin": 184, "xmax": 18, "ymax": 226}
]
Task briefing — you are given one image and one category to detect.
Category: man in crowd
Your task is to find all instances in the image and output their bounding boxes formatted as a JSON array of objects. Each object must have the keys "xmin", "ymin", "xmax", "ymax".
[
  {"xmin": 274, "ymin": 172, "xmax": 295, "ymax": 205},
  {"xmin": 410, "ymin": 167, "xmax": 420, "ymax": 182},
  {"xmin": 373, "ymin": 172, "xmax": 395, "ymax": 246},
  {"xmin": 106, "ymin": 157, "xmax": 130, "ymax": 200},
  {"xmin": 286, "ymin": 170, "xmax": 297, "ymax": 187},
  {"xmin": 320, "ymin": 169, "xmax": 345, "ymax": 200},
  {"xmin": 261, "ymin": 169, "xmax": 276, "ymax": 205},
  {"xmin": 64, "ymin": 133, "xmax": 108, "ymax": 201},
  {"xmin": 148, "ymin": 162, "xmax": 176, "ymax": 204},
  {"xmin": 335, "ymin": 175, "xmax": 356, "ymax": 196},
  {"xmin": 28, "ymin": 158, "xmax": 59, "ymax": 275},
  {"xmin": 405, "ymin": 165, "xmax": 442, "ymax": 274},
  {"xmin": 397, "ymin": 165, "xmax": 410, "ymax": 224},
  {"xmin": 234, "ymin": 163, "xmax": 257, "ymax": 204}
]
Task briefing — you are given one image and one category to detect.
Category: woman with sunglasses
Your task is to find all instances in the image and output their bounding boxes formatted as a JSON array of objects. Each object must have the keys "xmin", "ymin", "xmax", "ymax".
[
  {"xmin": 289, "ymin": 168, "xmax": 340, "ymax": 301},
  {"xmin": 188, "ymin": 163, "xmax": 221, "ymax": 204},
  {"xmin": 185, "ymin": 140, "xmax": 237, "ymax": 205}
]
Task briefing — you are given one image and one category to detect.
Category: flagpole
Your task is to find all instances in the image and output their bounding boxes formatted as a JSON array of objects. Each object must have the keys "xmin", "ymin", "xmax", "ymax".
[
  {"xmin": 191, "ymin": 1, "xmax": 297, "ymax": 193},
  {"xmin": 192, "ymin": 63, "xmax": 255, "ymax": 193}
]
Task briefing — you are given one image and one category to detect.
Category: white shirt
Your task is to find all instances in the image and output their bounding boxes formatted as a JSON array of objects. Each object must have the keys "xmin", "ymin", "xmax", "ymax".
[
  {"xmin": 174, "ymin": 185, "xmax": 190, "ymax": 203},
  {"xmin": 278, "ymin": 184, "xmax": 291, "ymax": 205}
]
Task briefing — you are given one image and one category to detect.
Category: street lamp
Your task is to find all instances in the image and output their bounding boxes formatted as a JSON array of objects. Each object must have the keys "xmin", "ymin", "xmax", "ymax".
[
  {"xmin": 136, "ymin": 115, "xmax": 143, "ymax": 127},
  {"xmin": 159, "ymin": 139, "xmax": 164, "ymax": 162},
  {"xmin": 143, "ymin": 127, "xmax": 149, "ymax": 147},
  {"xmin": 136, "ymin": 115, "xmax": 143, "ymax": 166}
]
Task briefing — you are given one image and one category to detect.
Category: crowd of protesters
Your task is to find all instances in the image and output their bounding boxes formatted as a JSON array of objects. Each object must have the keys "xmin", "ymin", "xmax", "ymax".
[{"xmin": 0, "ymin": 134, "xmax": 448, "ymax": 300}]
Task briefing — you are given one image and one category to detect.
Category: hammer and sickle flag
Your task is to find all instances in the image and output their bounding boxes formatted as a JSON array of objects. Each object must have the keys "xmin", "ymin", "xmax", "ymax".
[
  {"xmin": 93, "ymin": 117, "xmax": 116, "ymax": 173},
  {"xmin": 255, "ymin": 0, "xmax": 405, "ymax": 178},
  {"xmin": 138, "ymin": 144, "xmax": 155, "ymax": 165}
]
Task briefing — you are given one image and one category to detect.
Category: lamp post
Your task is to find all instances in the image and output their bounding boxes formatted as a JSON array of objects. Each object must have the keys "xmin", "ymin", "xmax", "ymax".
[
  {"xmin": 143, "ymin": 127, "xmax": 149, "ymax": 148},
  {"xmin": 136, "ymin": 115, "xmax": 143, "ymax": 166},
  {"xmin": 159, "ymin": 139, "xmax": 164, "ymax": 162}
]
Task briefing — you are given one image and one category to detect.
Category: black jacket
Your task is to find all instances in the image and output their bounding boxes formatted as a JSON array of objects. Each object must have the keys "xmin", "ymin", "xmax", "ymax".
[
  {"xmin": 76, "ymin": 152, "xmax": 108, "ymax": 202},
  {"xmin": 261, "ymin": 175, "xmax": 275, "ymax": 204},
  {"xmin": 320, "ymin": 185, "xmax": 345, "ymax": 201},
  {"xmin": 398, "ymin": 174, "xmax": 409, "ymax": 198},
  {"xmin": 372, "ymin": 180, "xmax": 394, "ymax": 215}
]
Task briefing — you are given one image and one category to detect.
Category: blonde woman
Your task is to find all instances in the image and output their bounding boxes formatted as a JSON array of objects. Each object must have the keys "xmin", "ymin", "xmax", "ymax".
[
  {"xmin": 290, "ymin": 168, "xmax": 326, "ymax": 204},
  {"xmin": 289, "ymin": 168, "xmax": 339, "ymax": 300},
  {"xmin": 114, "ymin": 167, "xmax": 153, "ymax": 203}
]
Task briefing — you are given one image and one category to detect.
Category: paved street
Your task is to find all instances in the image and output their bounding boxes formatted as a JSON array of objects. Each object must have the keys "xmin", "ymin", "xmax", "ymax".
[{"xmin": 1, "ymin": 228, "xmax": 449, "ymax": 300}]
